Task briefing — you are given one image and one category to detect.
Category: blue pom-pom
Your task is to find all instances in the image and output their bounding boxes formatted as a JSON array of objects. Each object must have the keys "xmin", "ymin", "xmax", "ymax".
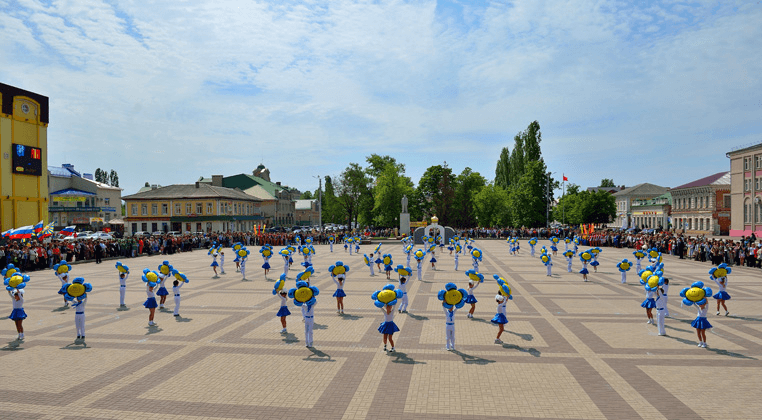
[
  {"xmin": 437, "ymin": 290, "xmax": 446, "ymax": 301},
  {"xmin": 445, "ymin": 282, "xmax": 456, "ymax": 290},
  {"xmin": 374, "ymin": 300, "xmax": 385, "ymax": 308}
]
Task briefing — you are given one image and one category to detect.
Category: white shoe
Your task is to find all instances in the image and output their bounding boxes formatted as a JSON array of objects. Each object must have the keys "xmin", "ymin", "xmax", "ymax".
[
  {"xmin": 281, "ymin": 328, "xmax": 287, "ymax": 333},
  {"xmin": 495, "ymin": 339, "xmax": 503, "ymax": 344},
  {"xmin": 341, "ymin": 310, "xmax": 344, "ymax": 314},
  {"xmin": 701, "ymin": 342, "xmax": 707, "ymax": 348},
  {"xmin": 716, "ymin": 311, "xmax": 720, "ymax": 315},
  {"xmin": 725, "ymin": 311, "xmax": 730, "ymax": 316},
  {"xmin": 697, "ymin": 342, "xmax": 703, "ymax": 347},
  {"xmin": 149, "ymin": 321, "xmax": 156, "ymax": 326}
]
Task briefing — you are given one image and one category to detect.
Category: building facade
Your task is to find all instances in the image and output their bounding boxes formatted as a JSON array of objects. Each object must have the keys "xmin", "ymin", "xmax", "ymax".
[
  {"xmin": 294, "ymin": 199, "xmax": 319, "ymax": 226},
  {"xmin": 198, "ymin": 165, "xmax": 300, "ymax": 226},
  {"xmin": 727, "ymin": 144, "xmax": 762, "ymax": 237},
  {"xmin": 48, "ymin": 164, "xmax": 122, "ymax": 227},
  {"xmin": 670, "ymin": 172, "xmax": 730, "ymax": 236},
  {"xmin": 1, "ymin": 83, "xmax": 49, "ymax": 231},
  {"xmin": 123, "ymin": 183, "xmax": 265, "ymax": 235},
  {"xmin": 630, "ymin": 193, "xmax": 672, "ymax": 231},
  {"xmin": 612, "ymin": 183, "xmax": 670, "ymax": 229}
]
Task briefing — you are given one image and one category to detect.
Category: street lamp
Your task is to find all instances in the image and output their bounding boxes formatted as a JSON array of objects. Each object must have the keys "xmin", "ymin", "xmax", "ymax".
[
  {"xmin": 547, "ymin": 172, "xmax": 556, "ymax": 228},
  {"xmin": 313, "ymin": 175, "xmax": 322, "ymax": 232}
]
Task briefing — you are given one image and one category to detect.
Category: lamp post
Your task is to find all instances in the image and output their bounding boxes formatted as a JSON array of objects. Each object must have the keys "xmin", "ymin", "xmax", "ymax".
[{"xmin": 313, "ymin": 175, "xmax": 322, "ymax": 232}]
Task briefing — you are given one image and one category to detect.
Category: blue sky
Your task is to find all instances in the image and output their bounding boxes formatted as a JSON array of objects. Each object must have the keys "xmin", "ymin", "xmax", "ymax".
[{"xmin": 2, "ymin": 0, "xmax": 760, "ymax": 196}]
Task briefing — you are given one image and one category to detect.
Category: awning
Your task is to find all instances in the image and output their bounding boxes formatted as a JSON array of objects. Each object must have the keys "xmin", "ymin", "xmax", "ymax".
[
  {"xmin": 50, "ymin": 188, "xmax": 96, "ymax": 196},
  {"xmin": 108, "ymin": 219, "xmax": 125, "ymax": 225}
]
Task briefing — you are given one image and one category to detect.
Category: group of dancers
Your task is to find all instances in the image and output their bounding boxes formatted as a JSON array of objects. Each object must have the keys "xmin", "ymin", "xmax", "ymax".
[{"xmin": 3, "ymin": 232, "xmax": 736, "ymax": 351}]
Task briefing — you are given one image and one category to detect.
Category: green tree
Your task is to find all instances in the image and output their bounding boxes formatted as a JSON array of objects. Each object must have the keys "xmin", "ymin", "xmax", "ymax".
[
  {"xmin": 600, "ymin": 178, "xmax": 615, "ymax": 188},
  {"xmin": 452, "ymin": 167, "xmax": 486, "ymax": 228},
  {"xmin": 416, "ymin": 163, "xmax": 456, "ymax": 226},
  {"xmin": 95, "ymin": 168, "xmax": 106, "ymax": 184},
  {"xmin": 509, "ymin": 160, "xmax": 550, "ymax": 227},
  {"xmin": 473, "ymin": 184, "xmax": 510, "ymax": 227},
  {"xmin": 365, "ymin": 154, "xmax": 404, "ymax": 180},
  {"xmin": 301, "ymin": 191, "xmax": 313, "ymax": 200},
  {"xmin": 109, "ymin": 169, "xmax": 119, "ymax": 187},
  {"xmin": 373, "ymin": 163, "xmax": 415, "ymax": 228},
  {"xmin": 494, "ymin": 146, "xmax": 511, "ymax": 189},
  {"xmin": 322, "ymin": 176, "xmax": 342, "ymax": 224},
  {"xmin": 336, "ymin": 163, "xmax": 371, "ymax": 230},
  {"xmin": 580, "ymin": 190, "xmax": 616, "ymax": 224}
]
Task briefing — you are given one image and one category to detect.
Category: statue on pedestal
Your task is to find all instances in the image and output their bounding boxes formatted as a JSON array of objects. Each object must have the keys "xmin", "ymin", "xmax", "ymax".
[{"xmin": 401, "ymin": 195, "xmax": 408, "ymax": 214}]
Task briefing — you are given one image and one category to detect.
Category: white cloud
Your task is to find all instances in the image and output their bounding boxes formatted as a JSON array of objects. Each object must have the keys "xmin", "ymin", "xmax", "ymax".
[{"xmin": 0, "ymin": 0, "xmax": 759, "ymax": 195}]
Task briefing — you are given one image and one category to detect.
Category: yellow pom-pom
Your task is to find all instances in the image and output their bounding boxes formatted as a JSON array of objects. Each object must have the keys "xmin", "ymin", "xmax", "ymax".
[
  {"xmin": 294, "ymin": 287, "xmax": 313, "ymax": 303},
  {"xmin": 67, "ymin": 283, "xmax": 86, "ymax": 298},
  {"xmin": 685, "ymin": 287, "xmax": 706, "ymax": 302},
  {"xmin": 8, "ymin": 275, "xmax": 24, "ymax": 289},
  {"xmin": 377, "ymin": 289, "xmax": 397, "ymax": 304},
  {"xmin": 444, "ymin": 289, "xmax": 462, "ymax": 306}
]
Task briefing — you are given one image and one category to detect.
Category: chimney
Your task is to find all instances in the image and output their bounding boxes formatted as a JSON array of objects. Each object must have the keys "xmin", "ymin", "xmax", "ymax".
[
  {"xmin": 212, "ymin": 175, "xmax": 223, "ymax": 187},
  {"xmin": 276, "ymin": 182, "xmax": 281, "ymax": 186},
  {"xmin": 151, "ymin": 184, "xmax": 159, "ymax": 190},
  {"xmin": 195, "ymin": 182, "xmax": 200, "ymax": 188},
  {"xmin": 83, "ymin": 173, "xmax": 94, "ymax": 180}
]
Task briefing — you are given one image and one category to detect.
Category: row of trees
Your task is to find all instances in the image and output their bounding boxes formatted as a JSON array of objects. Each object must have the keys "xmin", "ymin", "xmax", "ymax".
[
  {"xmin": 95, "ymin": 168, "xmax": 120, "ymax": 187},
  {"xmin": 304, "ymin": 121, "xmax": 615, "ymax": 229},
  {"xmin": 552, "ymin": 182, "xmax": 617, "ymax": 225}
]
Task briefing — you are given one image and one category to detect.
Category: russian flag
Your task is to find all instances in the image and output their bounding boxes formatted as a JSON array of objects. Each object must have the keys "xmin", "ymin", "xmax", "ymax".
[
  {"xmin": 61, "ymin": 226, "xmax": 76, "ymax": 236},
  {"xmin": 1, "ymin": 229, "xmax": 12, "ymax": 238},
  {"xmin": 33, "ymin": 220, "xmax": 44, "ymax": 233},
  {"xmin": 10, "ymin": 225, "xmax": 34, "ymax": 239}
]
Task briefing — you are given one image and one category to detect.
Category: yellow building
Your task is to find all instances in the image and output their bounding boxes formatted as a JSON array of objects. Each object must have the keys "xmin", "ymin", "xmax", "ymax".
[
  {"xmin": 0, "ymin": 83, "xmax": 49, "ymax": 231},
  {"xmin": 122, "ymin": 183, "xmax": 266, "ymax": 234}
]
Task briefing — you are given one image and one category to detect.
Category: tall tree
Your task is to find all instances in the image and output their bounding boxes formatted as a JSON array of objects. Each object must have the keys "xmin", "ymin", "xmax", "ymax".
[
  {"xmin": 322, "ymin": 176, "xmax": 341, "ymax": 224},
  {"xmin": 453, "ymin": 167, "xmax": 486, "ymax": 228},
  {"xmin": 494, "ymin": 146, "xmax": 511, "ymax": 189},
  {"xmin": 95, "ymin": 168, "xmax": 105, "ymax": 184},
  {"xmin": 509, "ymin": 135, "xmax": 525, "ymax": 183},
  {"xmin": 365, "ymin": 154, "xmax": 404, "ymax": 180},
  {"xmin": 473, "ymin": 184, "xmax": 510, "ymax": 227},
  {"xmin": 109, "ymin": 169, "xmax": 119, "ymax": 187},
  {"xmin": 300, "ymin": 191, "xmax": 313, "ymax": 199},
  {"xmin": 336, "ymin": 163, "xmax": 371, "ymax": 230},
  {"xmin": 373, "ymin": 163, "xmax": 415, "ymax": 228},
  {"xmin": 416, "ymin": 163, "xmax": 456, "ymax": 226},
  {"xmin": 600, "ymin": 178, "xmax": 615, "ymax": 188},
  {"xmin": 509, "ymin": 160, "xmax": 551, "ymax": 227},
  {"xmin": 523, "ymin": 121, "xmax": 542, "ymax": 162}
]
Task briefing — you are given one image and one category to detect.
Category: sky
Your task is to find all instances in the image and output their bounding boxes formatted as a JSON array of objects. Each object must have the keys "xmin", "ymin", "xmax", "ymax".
[{"xmin": 2, "ymin": 0, "xmax": 761, "ymax": 197}]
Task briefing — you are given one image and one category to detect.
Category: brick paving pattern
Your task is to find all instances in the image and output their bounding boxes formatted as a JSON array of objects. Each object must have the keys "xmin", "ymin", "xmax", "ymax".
[{"xmin": 2, "ymin": 240, "xmax": 759, "ymax": 419}]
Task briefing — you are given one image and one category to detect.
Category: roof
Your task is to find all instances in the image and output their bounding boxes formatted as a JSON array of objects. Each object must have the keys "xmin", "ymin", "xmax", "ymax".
[
  {"xmin": 727, "ymin": 141, "xmax": 762, "ymax": 156},
  {"xmin": 122, "ymin": 184, "xmax": 263, "ymax": 201},
  {"xmin": 48, "ymin": 166, "xmax": 73, "ymax": 178},
  {"xmin": 198, "ymin": 172, "xmax": 295, "ymax": 196},
  {"xmin": 295, "ymin": 199, "xmax": 316, "ymax": 211},
  {"xmin": 672, "ymin": 172, "xmax": 730, "ymax": 190},
  {"xmin": 613, "ymin": 183, "xmax": 669, "ymax": 197},
  {"xmin": 50, "ymin": 188, "xmax": 97, "ymax": 196},
  {"xmin": 587, "ymin": 186, "xmax": 624, "ymax": 194},
  {"xmin": 242, "ymin": 185, "xmax": 277, "ymax": 201}
]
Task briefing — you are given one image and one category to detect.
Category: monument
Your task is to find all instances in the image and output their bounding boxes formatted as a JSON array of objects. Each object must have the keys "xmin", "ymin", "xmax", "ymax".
[{"xmin": 399, "ymin": 195, "xmax": 410, "ymax": 236}]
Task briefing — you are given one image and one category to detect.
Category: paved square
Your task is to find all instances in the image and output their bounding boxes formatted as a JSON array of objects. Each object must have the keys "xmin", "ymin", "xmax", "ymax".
[{"xmin": 2, "ymin": 239, "xmax": 760, "ymax": 419}]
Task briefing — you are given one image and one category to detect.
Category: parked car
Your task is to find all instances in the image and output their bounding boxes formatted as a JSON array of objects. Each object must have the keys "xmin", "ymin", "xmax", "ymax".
[
  {"xmin": 132, "ymin": 231, "xmax": 150, "ymax": 237},
  {"xmin": 90, "ymin": 232, "xmax": 113, "ymax": 240}
]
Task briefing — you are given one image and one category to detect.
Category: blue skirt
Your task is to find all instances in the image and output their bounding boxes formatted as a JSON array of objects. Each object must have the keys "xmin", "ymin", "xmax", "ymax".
[
  {"xmin": 579, "ymin": 268, "xmax": 589, "ymax": 275},
  {"xmin": 276, "ymin": 306, "xmax": 291, "ymax": 317},
  {"xmin": 9, "ymin": 308, "xmax": 27, "ymax": 320},
  {"xmin": 58, "ymin": 284, "xmax": 68, "ymax": 295},
  {"xmin": 143, "ymin": 297, "xmax": 158, "ymax": 308},
  {"xmin": 301, "ymin": 262, "xmax": 311, "ymax": 268},
  {"xmin": 156, "ymin": 287, "xmax": 169, "ymax": 296},
  {"xmin": 378, "ymin": 321, "xmax": 399, "ymax": 335},
  {"xmin": 211, "ymin": 261, "xmax": 219, "ymax": 267},
  {"xmin": 333, "ymin": 289, "xmax": 347, "ymax": 298},
  {"xmin": 491, "ymin": 313, "xmax": 508, "ymax": 324},
  {"xmin": 713, "ymin": 291, "xmax": 731, "ymax": 301},
  {"xmin": 430, "ymin": 257, "xmax": 437, "ymax": 263},
  {"xmin": 447, "ymin": 246, "xmax": 454, "ymax": 251},
  {"xmin": 641, "ymin": 298, "xmax": 656, "ymax": 309},
  {"xmin": 262, "ymin": 262, "xmax": 271, "ymax": 270},
  {"xmin": 374, "ymin": 258, "xmax": 382, "ymax": 264},
  {"xmin": 590, "ymin": 261, "xmax": 599, "ymax": 267},
  {"xmin": 465, "ymin": 295, "xmax": 477, "ymax": 304},
  {"xmin": 691, "ymin": 316, "xmax": 713, "ymax": 330},
  {"xmin": 384, "ymin": 265, "xmax": 392, "ymax": 273}
]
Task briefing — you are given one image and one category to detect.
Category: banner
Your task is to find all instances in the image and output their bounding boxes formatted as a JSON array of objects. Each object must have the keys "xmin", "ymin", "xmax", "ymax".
[{"xmin": 57, "ymin": 196, "xmax": 86, "ymax": 202}]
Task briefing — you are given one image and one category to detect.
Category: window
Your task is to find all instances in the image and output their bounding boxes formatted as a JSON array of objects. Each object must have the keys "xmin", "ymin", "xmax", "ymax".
[
  {"xmin": 723, "ymin": 195, "xmax": 730, "ymax": 209},
  {"xmin": 745, "ymin": 179, "xmax": 750, "ymax": 192},
  {"xmin": 162, "ymin": 204, "xmax": 168, "ymax": 215},
  {"xmin": 132, "ymin": 223, "xmax": 137, "ymax": 233},
  {"xmin": 699, "ymin": 197, "xmax": 703, "ymax": 208},
  {"xmin": 745, "ymin": 157, "xmax": 750, "ymax": 171},
  {"xmin": 197, "ymin": 203, "xmax": 203, "ymax": 214},
  {"xmin": 186, "ymin": 203, "xmax": 192, "ymax": 214},
  {"xmin": 207, "ymin": 203, "xmax": 213, "ymax": 214},
  {"xmin": 141, "ymin": 204, "xmax": 147, "ymax": 215},
  {"xmin": 757, "ymin": 156, "xmax": 762, "ymax": 169},
  {"xmin": 175, "ymin": 204, "xmax": 181, "ymax": 215},
  {"xmin": 151, "ymin": 204, "xmax": 158, "ymax": 215},
  {"xmin": 131, "ymin": 204, "xmax": 137, "ymax": 215},
  {"xmin": 744, "ymin": 202, "xmax": 749, "ymax": 223},
  {"xmin": 104, "ymin": 198, "xmax": 110, "ymax": 205}
]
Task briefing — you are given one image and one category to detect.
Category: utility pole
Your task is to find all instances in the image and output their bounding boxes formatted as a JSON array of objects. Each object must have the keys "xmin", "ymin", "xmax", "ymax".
[
  {"xmin": 314, "ymin": 175, "xmax": 323, "ymax": 231},
  {"xmin": 546, "ymin": 172, "xmax": 551, "ymax": 228}
]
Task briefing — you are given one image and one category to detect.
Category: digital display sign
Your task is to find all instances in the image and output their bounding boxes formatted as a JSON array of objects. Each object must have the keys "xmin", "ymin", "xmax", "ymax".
[{"xmin": 12, "ymin": 143, "xmax": 42, "ymax": 176}]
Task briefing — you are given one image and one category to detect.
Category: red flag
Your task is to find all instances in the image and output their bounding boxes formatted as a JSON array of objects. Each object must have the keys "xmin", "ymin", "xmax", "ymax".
[{"xmin": 563, "ymin": 175, "xmax": 568, "ymax": 182}]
